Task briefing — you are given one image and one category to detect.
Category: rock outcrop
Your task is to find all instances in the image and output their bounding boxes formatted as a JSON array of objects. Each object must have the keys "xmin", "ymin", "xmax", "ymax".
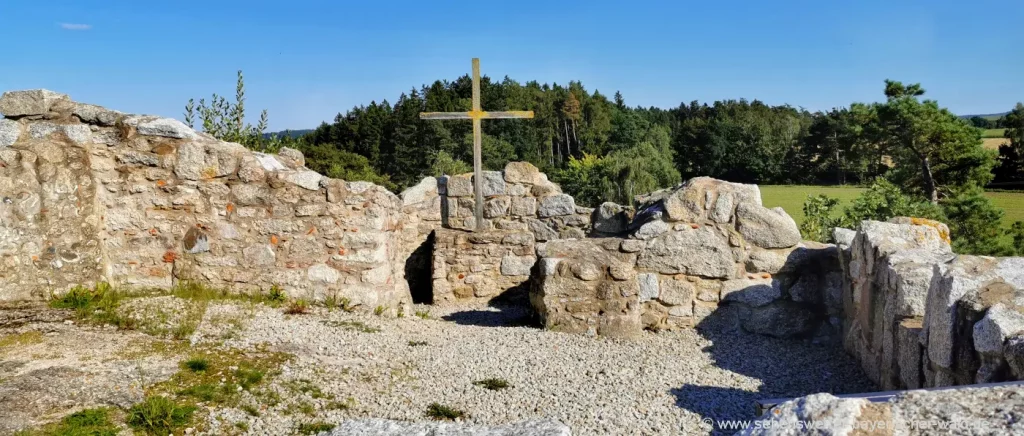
[
  {"xmin": 530, "ymin": 178, "xmax": 841, "ymax": 338},
  {"xmin": 0, "ymin": 90, "xmax": 411, "ymax": 313}
]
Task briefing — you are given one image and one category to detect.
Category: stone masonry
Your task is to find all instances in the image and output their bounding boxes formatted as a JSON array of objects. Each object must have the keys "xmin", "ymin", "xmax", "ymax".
[
  {"xmin": 431, "ymin": 228, "xmax": 536, "ymax": 304},
  {"xmin": 0, "ymin": 90, "xmax": 411, "ymax": 314},
  {"xmin": 838, "ymin": 217, "xmax": 1024, "ymax": 390},
  {"xmin": 530, "ymin": 177, "xmax": 844, "ymax": 338}
]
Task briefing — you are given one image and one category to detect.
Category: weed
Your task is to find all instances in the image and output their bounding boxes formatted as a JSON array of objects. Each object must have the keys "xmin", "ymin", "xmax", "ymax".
[
  {"xmin": 339, "ymin": 297, "xmax": 354, "ymax": 312},
  {"xmin": 408, "ymin": 340, "xmax": 428, "ymax": 347},
  {"xmin": 241, "ymin": 404, "xmax": 261, "ymax": 417},
  {"xmin": 297, "ymin": 422, "xmax": 335, "ymax": 434},
  {"xmin": 127, "ymin": 396, "xmax": 196, "ymax": 435},
  {"xmin": 473, "ymin": 378, "xmax": 510, "ymax": 391},
  {"xmin": 425, "ymin": 403, "xmax": 465, "ymax": 421},
  {"xmin": 234, "ymin": 421, "xmax": 250, "ymax": 431},
  {"xmin": 284, "ymin": 299, "xmax": 310, "ymax": 315},
  {"xmin": 415, "ymin": 310, "xmax": 431, "ymax": 320},
  {"xmin": 266, "ymin": 285, "xmax": 287, "ymax": 305},
  {"xmin": 374, "ymin": 306, "xmax": 385, "ymax": 316},
  {"xmin": 183, "ymin": 357, "xmax": 209, "ymax": 372},
  {"xmin": 171, "ymin": 281, "xmax": 225, "ymax": 301},
  {"xmin": 321, "ymin": 320, "xmax": 380, "ymax": 333},
  {"xmin": 324, "ymin": 294, "xmax": 339, "ymax": 310}
]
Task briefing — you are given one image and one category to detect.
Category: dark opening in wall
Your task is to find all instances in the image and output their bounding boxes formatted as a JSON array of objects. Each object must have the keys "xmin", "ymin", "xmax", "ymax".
[{"xmin": 405, "ymin": 230, "xmax": 435, "ymax": 304}]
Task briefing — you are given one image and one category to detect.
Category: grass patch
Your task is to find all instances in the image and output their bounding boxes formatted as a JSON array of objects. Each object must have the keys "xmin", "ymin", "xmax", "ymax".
[
  {"xmin": 127, "ymin": 396, "xmax": 196, "ymax": 435},
  {"xmin": 374, "ymin": 306, "xmax": 385, "ymax": 316},
  {"xmin": 297, "ymin": 422, "xmax": 335, "ymax": 434},
  {"xmin": 759, "ymin": 185, "xmax": 1024, "ymax": 227},
  {"xmin": 321, "ymin": 320, "xmax": 380, "ymax": 333},
  {"xmin": 425, "ymin": 402, "xmax": 465, "ymax": 421},
  {"xmin": 0, "ymin": 331, "xmax": 43, "ymax": 349},
  {"xmin": 473, "ymin": 378, "xmax": 510, "ymax": 391},
  {"xmin": 414, "ymin": 310, "xmax": 431, "ymax": 319},
  {"xmin": 234, "ymin": 421, "xmax": 249, "ymax": 431},
  {"xmin": 24, "ymin": 407, "xmax": 119, "ymax": 436},
  {"xmin": 982, "ymin": 128, "xmax": 1007, "ymax": 138},
  {"xmin": 146, "ymin": 346, "xmax": 290, "ymax": 432},
  {"xmin": 183, "ymin": 357, "xmax": 209, "ymax": 372},
  {"xmin": 284, "ymin": 378, "xmax": 334, "ymax": 400},
  {"xmin": 284, "ymin": 299, "xmax": 310, "ymax": 315},
  {"xmin": 49, "ymin": 283, "xmax": 135, "ymax": 329},
  {"xmin": 408, "ymin": 340, "xmax": 428, "ymax": 347}
]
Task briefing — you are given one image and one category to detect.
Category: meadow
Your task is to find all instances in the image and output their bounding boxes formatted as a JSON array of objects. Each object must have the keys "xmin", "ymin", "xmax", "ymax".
[{"xmin": 760, "ymin": 185, "xmax": 1024, "ymax": 227}]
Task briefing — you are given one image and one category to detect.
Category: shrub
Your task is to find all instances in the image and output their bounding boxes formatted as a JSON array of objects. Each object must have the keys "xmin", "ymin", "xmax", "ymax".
[{"xmin": 799, "ymin": 194, "xmax": 842, "ymax": 242}]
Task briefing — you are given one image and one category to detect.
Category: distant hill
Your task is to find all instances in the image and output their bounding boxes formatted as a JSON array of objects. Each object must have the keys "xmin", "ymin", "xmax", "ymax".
[
  {"xmin": 960, "ymin": 112, "xmax": 1008, "ymax": 121},
  {"xmin": 264, "ymin": 129, "xmax": 313, "ymax": 139}
]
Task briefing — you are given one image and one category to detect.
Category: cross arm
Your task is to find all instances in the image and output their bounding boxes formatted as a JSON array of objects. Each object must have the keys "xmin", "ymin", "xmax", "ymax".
[{"xmin": 419, "ymin": 110, "xmax": 534, "ymax": 120}]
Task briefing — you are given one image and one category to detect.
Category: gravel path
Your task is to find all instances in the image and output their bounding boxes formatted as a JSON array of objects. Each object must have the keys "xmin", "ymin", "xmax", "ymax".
[{"xmin": 196, "ymin": 302, "xmax": 875, "ymax": 435}]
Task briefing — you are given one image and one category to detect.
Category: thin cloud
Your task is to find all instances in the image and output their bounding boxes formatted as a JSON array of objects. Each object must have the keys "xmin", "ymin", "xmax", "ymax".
[{"xmin": 59, "ymin": 23, "xmax": 92, "ymax": 31}]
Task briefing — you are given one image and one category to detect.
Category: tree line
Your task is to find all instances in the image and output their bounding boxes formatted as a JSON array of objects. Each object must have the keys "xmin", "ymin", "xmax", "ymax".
[{"xmin": 186, "ymin": 72, "xmax": 1024, "ymax": 255}]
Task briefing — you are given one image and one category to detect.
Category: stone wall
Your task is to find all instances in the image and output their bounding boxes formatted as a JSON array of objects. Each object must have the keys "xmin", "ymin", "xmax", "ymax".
[
  {"xmin": 839, "ymin": 218, "xmax": 1024, "ymax": 390},
  {"xmin": 0, "ymin": 90, "xmax": 411, "ymax": 313},
  {"xmin": 398, "ymin": 162, "xmax": 593, "ymax": 304},
  {"xmin": 530, "ymin": 177, "xmax": 844, "ymax": 338},
  {"xmin": 431, "ymin": 228, "xmax": 535, "ymax": 304}
]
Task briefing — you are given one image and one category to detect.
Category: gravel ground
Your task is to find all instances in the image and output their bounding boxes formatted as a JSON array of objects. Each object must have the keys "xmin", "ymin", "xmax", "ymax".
[{"xmin": 195, "ymin": 302, "xmax": 875, "ymax": 435}]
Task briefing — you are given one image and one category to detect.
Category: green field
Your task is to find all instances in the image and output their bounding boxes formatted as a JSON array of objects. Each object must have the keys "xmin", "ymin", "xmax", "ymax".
[
  {"xmin": 760, "ymin": 185, "xmax": 1024, "ymax": 226},
  {"xmin": 982, "ymin": 128, "xmax": 1007, "ymax": 138}
]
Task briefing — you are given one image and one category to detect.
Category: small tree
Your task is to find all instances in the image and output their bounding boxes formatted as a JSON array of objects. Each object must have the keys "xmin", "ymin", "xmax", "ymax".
[
  {"xmin": 184, "ymin": 70, "xmax": 277, "ymax": 151},
  {"xmin": 800, "ymin": 195, "xmax": 843, "ymax": 242}
]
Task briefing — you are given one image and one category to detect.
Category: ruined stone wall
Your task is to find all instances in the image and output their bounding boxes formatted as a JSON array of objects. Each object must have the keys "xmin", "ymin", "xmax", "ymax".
[
  {"xmin": 398, "ymin": 161, "xmax": 593, "ymax": 303},
  {"xmin": 839, "ymin": 218, "xmax": 1024, "ymax": 390},
  {"xmin": 431, "ymin": 228, "xmax": 535, "ymax": 304},
  {"xmin": 0, "ymin": 90, "xmax": 411, "ymax": 313},
  {"xmin": 530, "ymin": 177, "xmax": 844, "ymax": 338}
]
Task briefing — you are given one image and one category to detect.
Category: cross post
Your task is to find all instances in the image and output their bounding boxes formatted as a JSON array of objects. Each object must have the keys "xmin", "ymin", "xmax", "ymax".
[{"xmin": 419, "ymin": 58, "xmax": 534, "ymax": 231}]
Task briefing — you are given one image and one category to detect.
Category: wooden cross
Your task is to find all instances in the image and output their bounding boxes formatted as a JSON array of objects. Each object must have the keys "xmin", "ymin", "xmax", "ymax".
[{"xmin": 419, "ymin": 58, "xmax": 534, "ymax": 231}]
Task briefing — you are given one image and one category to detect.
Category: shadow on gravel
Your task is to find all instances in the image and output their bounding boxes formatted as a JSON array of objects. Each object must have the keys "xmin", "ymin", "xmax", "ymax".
[
  {"xmin": 441, "ymin": 304, "xmax": 538, "ymax": 328},
  {"xmin": 669, "ymin": 305, "xmax": 876, "ymax": 433},
  {"xmin": 440, "ymin": 282, "xmax": 541, "ymax": 328}
]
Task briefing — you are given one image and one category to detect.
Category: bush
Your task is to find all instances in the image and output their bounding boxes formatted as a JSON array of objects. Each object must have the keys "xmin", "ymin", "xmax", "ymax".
[
  {"xmin": 799, "ymin": 195, "xmax": 842, "ymax": 242},
  {"xmin": 941, "ymin": 186, "xmax": 1014, "ymax": 256},
  {"xmin": 843, "ymin": 178, "xmax": 943, "ymax": 225}
]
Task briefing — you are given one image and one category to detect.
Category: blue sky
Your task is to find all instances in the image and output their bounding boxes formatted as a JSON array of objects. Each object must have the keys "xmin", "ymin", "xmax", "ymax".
[{"xmin": 1, "ymin": 0, "xmax": 1021, "ymax": 130}]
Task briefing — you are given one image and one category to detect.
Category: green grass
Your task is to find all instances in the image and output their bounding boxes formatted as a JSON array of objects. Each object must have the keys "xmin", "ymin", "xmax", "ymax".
[
  {"xmin": 982, "ymin": 128, "xmax": 1007, "ymax": 138},
  {"xmin": 126, "ymin": 396, "xmax": 196, "ymax": 435},
  {"xmin": 20, "ymin": 407, "xmax": 120, "ymax": 436},
  {"xmin": 760, "ymin": 185, "xmax": 1024, "ymax": 227},
  {"xmin": 183, "ymin": 357, "xmax": 209, "ymax": 372}
]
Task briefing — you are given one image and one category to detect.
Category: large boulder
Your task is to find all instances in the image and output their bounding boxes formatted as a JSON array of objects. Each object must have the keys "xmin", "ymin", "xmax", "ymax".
[
  {"xmin": 735, "ymin": 203, "xmax": 801, "ymax": 249},
  {"xmin": 0, "ymin": 89, "xmax": 70, "ymax": 117},
  {"xmin": 636, "ymin": 227, "xmax": 734, "ymax": 278}
]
